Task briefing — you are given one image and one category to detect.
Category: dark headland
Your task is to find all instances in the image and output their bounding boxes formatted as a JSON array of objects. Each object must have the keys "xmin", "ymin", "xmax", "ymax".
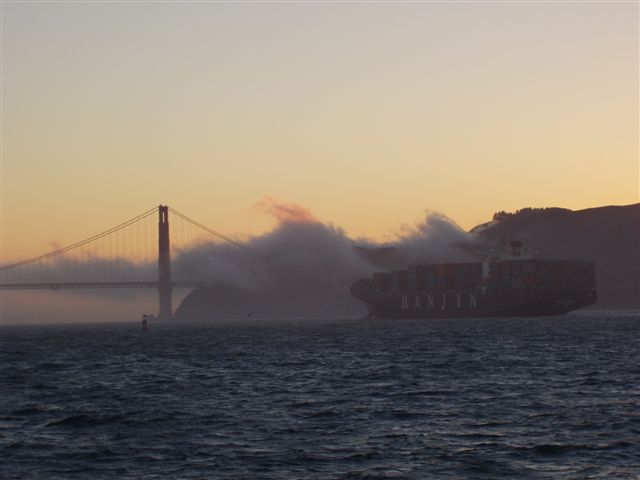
[{"xmin": 176, "ymin": 204, "xmax": 639, "ymax": 319}]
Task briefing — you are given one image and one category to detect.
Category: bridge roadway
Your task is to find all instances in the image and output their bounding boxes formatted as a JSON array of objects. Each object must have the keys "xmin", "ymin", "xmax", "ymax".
[{"xmin": 0, "ymin": 281, "xmax": 214, "ymax": 290}]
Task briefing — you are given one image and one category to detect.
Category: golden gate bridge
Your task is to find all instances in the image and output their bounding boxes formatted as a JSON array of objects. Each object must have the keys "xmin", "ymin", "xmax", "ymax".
[{"xmin": 0, "ymin": 205, "xmax": 245, "ymax": 319}]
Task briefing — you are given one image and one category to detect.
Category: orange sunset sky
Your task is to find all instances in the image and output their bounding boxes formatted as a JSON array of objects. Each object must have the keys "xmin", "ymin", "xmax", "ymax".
[{"xmin": 1, "ymin": 1, "xmax": 638, "ymax": 263}]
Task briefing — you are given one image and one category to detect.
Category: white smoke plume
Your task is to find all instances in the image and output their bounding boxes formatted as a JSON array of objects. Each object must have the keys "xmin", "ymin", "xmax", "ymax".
[
  {"xmin": 383, "ymin": 212, "xmax": 478, "ymax": 266},
  {"xmin": 172, "ymin": 198, "xmax": 478, "ymax": 319}
]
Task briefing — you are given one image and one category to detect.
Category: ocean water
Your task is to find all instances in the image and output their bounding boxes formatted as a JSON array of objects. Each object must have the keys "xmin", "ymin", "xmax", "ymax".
[{"xmin": 1, "ymin": 313, "xmax": 638, "ymax": 479}]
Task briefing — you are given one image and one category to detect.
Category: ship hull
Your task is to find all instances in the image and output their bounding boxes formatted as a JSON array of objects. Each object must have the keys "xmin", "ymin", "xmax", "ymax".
[{"xmin": 353, "ymin": 289, "xmax": 597, "ymax": 319}]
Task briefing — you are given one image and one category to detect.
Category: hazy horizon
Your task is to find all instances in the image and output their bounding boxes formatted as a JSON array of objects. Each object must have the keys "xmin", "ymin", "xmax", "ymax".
[{"xmin": 2, "ymin": 199, "xmax": 638, "ymax": 325}]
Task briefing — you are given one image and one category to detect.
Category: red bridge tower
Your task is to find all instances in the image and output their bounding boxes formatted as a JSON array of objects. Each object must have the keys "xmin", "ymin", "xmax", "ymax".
[{"xmin": 158, "ymin": 205, "xmax": 173, "ymax": 319}]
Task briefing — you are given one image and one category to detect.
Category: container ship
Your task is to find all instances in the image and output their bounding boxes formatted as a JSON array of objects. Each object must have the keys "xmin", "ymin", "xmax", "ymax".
[{"xmin": 350, "ymin": 241, "xmax": 597, "ymax": 318}]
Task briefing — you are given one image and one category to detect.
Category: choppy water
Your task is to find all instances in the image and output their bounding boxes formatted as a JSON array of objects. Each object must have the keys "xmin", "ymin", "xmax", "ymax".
[{"xmin": 1, "ymin": 313, "xmax": 639, "ymax": 479}]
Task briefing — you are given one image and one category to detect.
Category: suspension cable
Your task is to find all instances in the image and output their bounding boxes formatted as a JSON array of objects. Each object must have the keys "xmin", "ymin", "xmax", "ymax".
[
  {"xmin": 0, "ymin": 207, "xmax": 158, "ymax": 271},
  {"xmin": 168, "ymin": 207, "xmax": 247, "ymax": 250}
]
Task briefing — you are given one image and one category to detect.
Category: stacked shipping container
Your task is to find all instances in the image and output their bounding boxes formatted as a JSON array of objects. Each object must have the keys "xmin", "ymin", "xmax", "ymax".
[
  {"xmin": 487, "ymin": 260, "xmax": 594, "ymax": 291},
  {"xmin": 368, "ymin": 260, "xmax": 594, "ymax": 293}
]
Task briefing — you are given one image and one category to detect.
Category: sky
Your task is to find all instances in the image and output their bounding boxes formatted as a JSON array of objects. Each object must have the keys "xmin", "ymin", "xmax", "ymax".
[{"xmin": 0, "ymin": 1, "xmax": 638, "ymax": 322}]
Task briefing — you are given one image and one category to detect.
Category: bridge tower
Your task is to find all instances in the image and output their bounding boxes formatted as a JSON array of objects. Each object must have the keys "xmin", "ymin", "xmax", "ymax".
[{"xmin": 158, "ymin": 205, "xmax": 173, "ymax": 319}]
